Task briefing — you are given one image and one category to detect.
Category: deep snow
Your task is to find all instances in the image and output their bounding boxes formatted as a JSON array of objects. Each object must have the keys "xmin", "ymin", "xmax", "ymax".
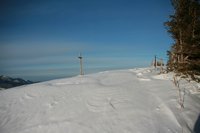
[{"xmin": 0, "ymin": 68, "xmax": 200, "ymax": 133}]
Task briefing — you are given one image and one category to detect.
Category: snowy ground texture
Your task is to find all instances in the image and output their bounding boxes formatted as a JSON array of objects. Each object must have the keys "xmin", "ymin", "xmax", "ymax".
[{"xmin": 0, "ymin": 67, "xmax": 200, "ymax": 133}]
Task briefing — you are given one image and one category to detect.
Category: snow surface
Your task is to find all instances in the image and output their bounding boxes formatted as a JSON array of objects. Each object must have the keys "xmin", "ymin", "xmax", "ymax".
[{"xmin": 0, "ymin": 68, "xmax": 200, "ymax": 133}]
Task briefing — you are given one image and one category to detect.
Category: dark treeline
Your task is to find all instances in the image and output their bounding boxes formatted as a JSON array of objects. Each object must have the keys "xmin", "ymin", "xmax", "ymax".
[{"xmin": 165, "ymin": 0, "xmax": 200, "ymax": 81}]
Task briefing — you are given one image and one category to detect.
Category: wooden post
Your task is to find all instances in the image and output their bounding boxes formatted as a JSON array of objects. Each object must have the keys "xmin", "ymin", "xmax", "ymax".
[
  {"xmin": 78, "ymin": 53, "xmax": 84, "ymax": 75},
  {"xmin": 160, "ymin": 58, "xmax": 163, "ymax": 73},
  {"xmin": 155, "ymin": 55, "xmax": 157, "ymax": 69}
]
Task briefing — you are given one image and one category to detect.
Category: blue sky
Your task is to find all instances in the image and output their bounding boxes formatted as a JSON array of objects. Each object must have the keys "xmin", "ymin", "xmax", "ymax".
[{"xmin": 0, "ymin": 0, "xmax": 173, "ymax": 81}]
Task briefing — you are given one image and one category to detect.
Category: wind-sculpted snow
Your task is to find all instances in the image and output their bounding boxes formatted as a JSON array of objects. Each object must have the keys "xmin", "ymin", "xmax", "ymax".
[{"xmin": 0, "ymin": 68, "xmax": 199, "ymax": 133}]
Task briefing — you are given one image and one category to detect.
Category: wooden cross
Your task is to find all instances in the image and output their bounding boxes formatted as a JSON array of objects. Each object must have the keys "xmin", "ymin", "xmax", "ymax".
[{"xmin": 78, "ymin": 53, "xmax": 84, "ymax": 75}]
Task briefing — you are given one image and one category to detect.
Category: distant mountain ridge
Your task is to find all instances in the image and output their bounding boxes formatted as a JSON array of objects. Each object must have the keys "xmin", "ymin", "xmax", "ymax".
[{"xmin": 0, "ymin": 75, "xmax": 35, "ymax": 89}]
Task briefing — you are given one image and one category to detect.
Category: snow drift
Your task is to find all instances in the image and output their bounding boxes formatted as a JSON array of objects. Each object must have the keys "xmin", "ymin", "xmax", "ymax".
[{"xmin": 0, "ymin": 68, "xmax": 199, "ymax": 133}]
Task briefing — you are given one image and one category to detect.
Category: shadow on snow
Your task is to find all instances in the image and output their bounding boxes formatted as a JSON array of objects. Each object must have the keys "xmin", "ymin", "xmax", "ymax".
[{"xmin": 194, "ymin": 114, "xmax": 200, "ymax": 133}]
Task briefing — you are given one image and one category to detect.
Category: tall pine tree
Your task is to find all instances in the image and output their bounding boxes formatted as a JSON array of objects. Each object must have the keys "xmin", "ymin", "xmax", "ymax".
[{"xmin": 165, "ymin": 0, "xmax": 200, "ymax": 81}]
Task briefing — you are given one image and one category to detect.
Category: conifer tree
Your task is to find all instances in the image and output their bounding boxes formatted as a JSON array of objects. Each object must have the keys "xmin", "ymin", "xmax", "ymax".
[{"xmin": 165, "ymin": 0, "xmax": 200, "ymax": 81}]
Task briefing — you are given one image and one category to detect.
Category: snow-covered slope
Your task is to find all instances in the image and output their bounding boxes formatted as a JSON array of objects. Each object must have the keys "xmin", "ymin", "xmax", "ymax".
[{"xmin": 0, "ymin": 68, "xmax": 200, "ymax": 133}]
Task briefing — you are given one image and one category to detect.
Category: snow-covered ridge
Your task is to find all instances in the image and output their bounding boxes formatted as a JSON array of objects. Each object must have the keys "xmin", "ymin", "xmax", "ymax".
[{"xmin": 0, "ymin": 68, "xmax": 199, "ymax": 133}]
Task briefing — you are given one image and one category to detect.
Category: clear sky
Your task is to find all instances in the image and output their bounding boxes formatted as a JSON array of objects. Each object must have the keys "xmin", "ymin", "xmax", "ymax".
[{"xmin": 0, "ymin": 0, "xmax": 173, "ymax": 81}]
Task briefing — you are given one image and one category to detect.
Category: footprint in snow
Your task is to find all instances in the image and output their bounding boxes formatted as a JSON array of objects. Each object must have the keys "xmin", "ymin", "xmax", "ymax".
[
  {"xmin": 24, "ymin": 93, "xmax": 35, "ymax": 99},
  {"xmin": 47, "ymin": 101, "xmax": 58, "ymax": 108},
  {"xmin": 156, "ymin": 106, "xmax": 160, "ymax": 111}
]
